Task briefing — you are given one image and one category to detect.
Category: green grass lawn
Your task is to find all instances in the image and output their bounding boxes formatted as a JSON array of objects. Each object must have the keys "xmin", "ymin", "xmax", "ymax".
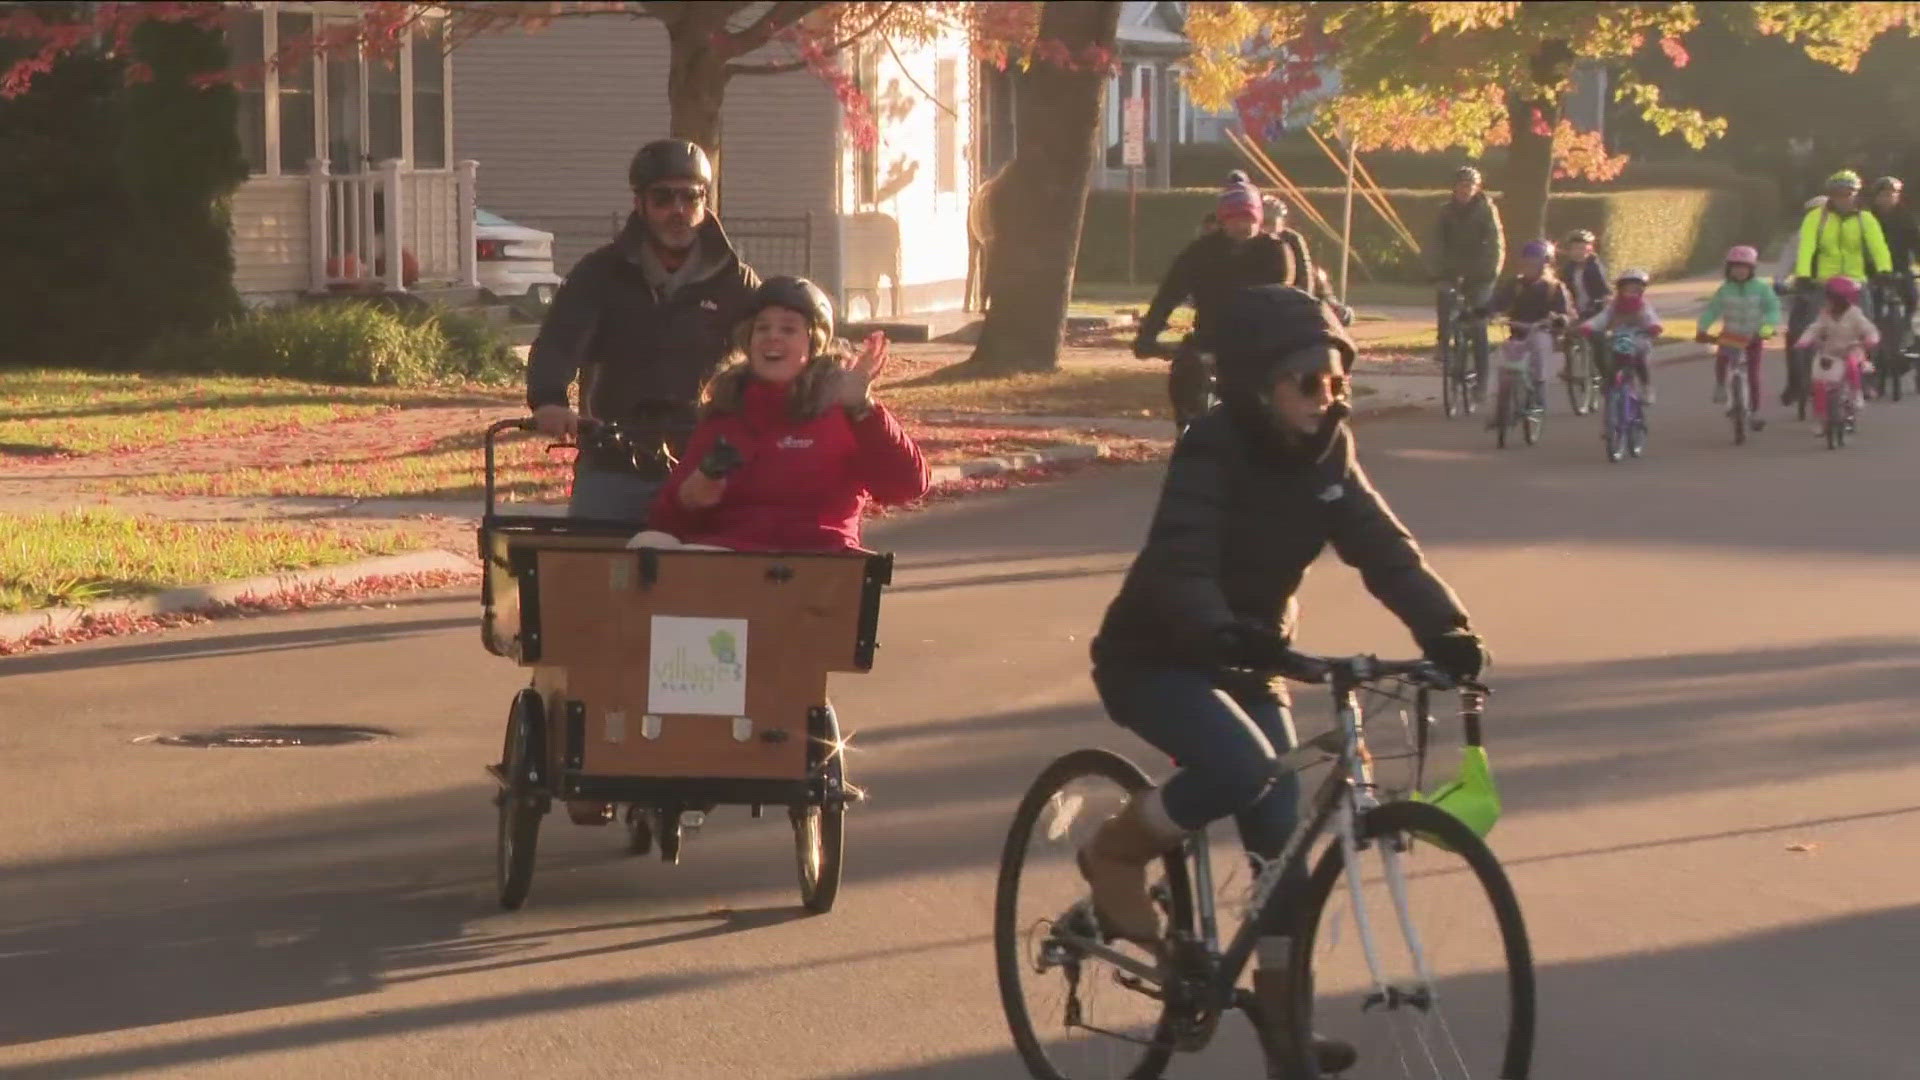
[
  {"xmin": 0, "ymin": 509, "xmax": 418, "ymax": 612},
  {"xmin": 0, "ymin": 368, "xmax": 514, "ymax": 458}
]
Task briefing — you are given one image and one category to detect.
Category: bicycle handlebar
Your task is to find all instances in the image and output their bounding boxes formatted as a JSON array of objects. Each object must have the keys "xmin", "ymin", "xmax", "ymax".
[{"xmin": 1240, "ymin": 648, "xmax": 1482, "ymax": 694}]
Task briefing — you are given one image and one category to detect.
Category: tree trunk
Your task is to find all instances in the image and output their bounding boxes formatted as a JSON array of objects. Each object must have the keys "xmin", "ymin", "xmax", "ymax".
[
  {"xmin": 964, "ymin": 1, "xmax": 1122, "ymax": 373},
  {"xmin": 1500, "ymin": 35, "xmax": 1575, "ymax": 262},
  {"xmin": 1502, "ymin": 91, "xmax": 1558, "ymax": 259},
  {"xmin": 660, "ymin": 6, "xmax": 733, "ymax": 171}
]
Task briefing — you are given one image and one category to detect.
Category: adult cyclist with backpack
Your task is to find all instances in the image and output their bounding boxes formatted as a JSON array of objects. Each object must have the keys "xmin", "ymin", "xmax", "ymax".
[{"xmin": 1787, "ymin": 170, "xmax": 1893, "ymax": 406}]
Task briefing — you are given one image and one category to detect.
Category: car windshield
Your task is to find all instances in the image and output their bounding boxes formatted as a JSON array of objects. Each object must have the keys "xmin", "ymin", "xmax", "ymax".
[{"xmin": 476, "ymin": 209, "xmax": 513, "ymax": 228}]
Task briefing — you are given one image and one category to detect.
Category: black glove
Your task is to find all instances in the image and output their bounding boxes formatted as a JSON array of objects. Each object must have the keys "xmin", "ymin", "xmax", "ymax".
[
  {"xmin": 1212, "ymin": 621, "xmax": 1290, "ymax": 670},
  {"xmin": 1132, "ymin": 334, "xmax": 1159, "ymax": 361},
  {"xmin": 1421, "ymin": 630, "xmax": 1489, "ymax": 683},
  {"xmin": 697, "ymin": 435, "xmax": 743, "ymax": 479}
]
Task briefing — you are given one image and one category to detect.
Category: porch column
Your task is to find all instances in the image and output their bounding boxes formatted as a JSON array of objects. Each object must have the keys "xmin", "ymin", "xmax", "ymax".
[
  {"xmin": 456, "ymin": 159, "xmax": 479, "ymax": 289},
  {"xmin": 380, "ymin": 159, "xmax": 406, "ymax": 293},
  {"xmin": 307, "ymin": 158, "xmax": 329, "ymax": 293}
]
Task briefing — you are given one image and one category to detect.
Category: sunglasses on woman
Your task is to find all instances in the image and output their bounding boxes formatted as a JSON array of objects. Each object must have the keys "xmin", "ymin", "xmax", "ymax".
[
  {"xmin": 1293, "ymin": 371, "xmax": 1349, "ymax": 398},
  {"xmin": 647, "ymin": 185, "xmax": 707, "ymax": 209}
]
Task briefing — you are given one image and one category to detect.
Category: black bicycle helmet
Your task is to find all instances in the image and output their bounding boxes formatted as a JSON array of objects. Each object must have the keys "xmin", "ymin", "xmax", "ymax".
[
  {"xmin": 1873, "ymin": 175, "xmax": 1904, "ymax": 196},
  {"xmin": 1564, "ymin": 228, "xmax": 1596, "ymax": 245},
  {"xmin": 1455, "ymin": 165, "xmax": 1483, "ymax": 185},
  {"xmin": 628, "ymin": 138, "xmax": 713, "ymax": 193},
  {"xmin": 750, "ymin": 276, "xmax": 835, "ymax": 353}
]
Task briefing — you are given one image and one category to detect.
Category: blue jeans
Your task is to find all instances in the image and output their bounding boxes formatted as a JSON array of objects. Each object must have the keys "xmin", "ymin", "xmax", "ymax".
[
  {"xmin": 1093, "ymin": 664, "xmax": 1307, "ymax": 931},
  {"xmin": 567, "ymin": 465, "xmax": 659, "ymax": 524}
]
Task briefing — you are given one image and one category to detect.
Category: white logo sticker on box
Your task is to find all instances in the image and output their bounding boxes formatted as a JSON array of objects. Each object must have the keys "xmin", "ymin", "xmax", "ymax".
[{"xmin": 648, "ymin": 616, "xmax": 748, "ymax": 716}]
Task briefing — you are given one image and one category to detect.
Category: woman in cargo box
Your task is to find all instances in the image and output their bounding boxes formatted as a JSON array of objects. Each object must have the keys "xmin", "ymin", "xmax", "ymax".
[{"xmin": 634, "ymin": 276, "xmax": 930, "ymax": 552}]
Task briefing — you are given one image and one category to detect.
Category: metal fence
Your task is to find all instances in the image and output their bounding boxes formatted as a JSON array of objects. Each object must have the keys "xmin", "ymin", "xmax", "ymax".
[{"xmin": 522, "ymin": 211, "xmax": 814, "ymax": 282}]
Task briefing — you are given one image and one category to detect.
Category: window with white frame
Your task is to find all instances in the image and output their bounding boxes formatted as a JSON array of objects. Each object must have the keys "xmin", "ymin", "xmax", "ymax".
[{"xmin": 228, "ymin": 5, "xmax": 452, "ymax": 177}]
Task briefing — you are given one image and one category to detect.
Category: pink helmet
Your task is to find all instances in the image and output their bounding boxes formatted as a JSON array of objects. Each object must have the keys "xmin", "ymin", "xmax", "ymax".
[
  {"xmin": 1825, "ymin": 276, "xmax": 1861, "ymax": 303},
  {"xmin": 1725, "ymin": 245, "xmax": 1759, "ymax": 266}
]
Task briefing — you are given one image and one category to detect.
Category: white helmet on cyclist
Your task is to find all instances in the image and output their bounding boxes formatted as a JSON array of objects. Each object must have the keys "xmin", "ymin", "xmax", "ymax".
[{"xmin": 1615, "ymin": 268, "xmax": 1651, "ymax": 289}]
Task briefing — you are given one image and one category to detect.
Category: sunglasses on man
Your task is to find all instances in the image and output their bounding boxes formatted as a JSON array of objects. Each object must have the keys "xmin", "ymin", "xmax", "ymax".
[{"xmin": 647, "ymin": 185, "xmax": 707, "ymax": 209}]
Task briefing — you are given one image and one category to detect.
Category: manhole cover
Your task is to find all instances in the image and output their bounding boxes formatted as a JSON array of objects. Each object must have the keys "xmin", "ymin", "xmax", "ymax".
[{"xmin": 142, "ymin": 725, "xmax": 393, "ymax": 748}]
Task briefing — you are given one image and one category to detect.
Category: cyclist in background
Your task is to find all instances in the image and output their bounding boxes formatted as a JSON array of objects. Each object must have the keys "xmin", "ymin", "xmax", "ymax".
[
  {"xmin": 1136, "ymin": 177, "xmax": 1302, "ymax": 427},
  {"xmin": 1476, "ymin": 239, "xmax": 1574, "ymax": 417},
  {"xmin": 1558, "ymin": 229, "xmax": 1612, "ymax": 319},
  {"xmin": 1695, "ymin": 246, "xmax": 1781, "ymax": 427},
  {"xmin": 1869, "ymin": 176, "xmax": 1919, "ymax": 313},
  {"xmin": 1578, "ymin": 269, "xmax": 1663, "ymax": 405},
  {"xmin": 1431, "ymin": 166, "xmax": 1506, "ymax": 402},
  {"xmin": 1794, "ymin": 170, "xmax": 1891, "ymax": 305}
]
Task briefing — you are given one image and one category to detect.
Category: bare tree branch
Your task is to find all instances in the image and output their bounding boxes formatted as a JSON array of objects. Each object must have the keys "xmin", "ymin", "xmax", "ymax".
[
  {"xmin": 725, "ymin": 1, "xmax": 820, "ymax": 56},
  {"xmin": 726, "ymin": 0, "xmax": 898, "ymax": 75},
  {"xmin": 884, "ymin": 30, "xmax": 956, "ymax": 118}
]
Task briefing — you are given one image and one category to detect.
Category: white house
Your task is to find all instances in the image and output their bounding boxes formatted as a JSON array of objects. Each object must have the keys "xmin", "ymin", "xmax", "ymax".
[
  {"xmin": 218, "ymin": 4, "xmax": 974, "ymax": 323},
  {"xmin": 449, "ymin": 13, "xmax": 975, "ymax": 322},
  {"xmin": 223, "ymin": 3, "xmax": 477, "ymax": 305}
]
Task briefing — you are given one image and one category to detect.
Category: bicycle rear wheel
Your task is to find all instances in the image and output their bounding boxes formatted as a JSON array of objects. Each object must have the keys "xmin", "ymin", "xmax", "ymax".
[
  {"xmin": 1282, "ymin": 800, "xmax": 1534, "ymax": 1080},
  {"xmin": 995, "ymin": 749, "xmax": 1195, "ymax": 1080},
  {"xmin": 1563, "ymin": 338, "xmax": 1595, "ymax": 415},
  {"xmin": 1521, "ymin": 381, "xmax": 1541, "ymax": 446}
]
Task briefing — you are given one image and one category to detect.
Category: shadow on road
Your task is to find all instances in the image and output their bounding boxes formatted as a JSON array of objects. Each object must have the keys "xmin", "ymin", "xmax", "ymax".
[{"xmin": 813, "ymin": 904, "xmax": 1920, "ymax": 1080}]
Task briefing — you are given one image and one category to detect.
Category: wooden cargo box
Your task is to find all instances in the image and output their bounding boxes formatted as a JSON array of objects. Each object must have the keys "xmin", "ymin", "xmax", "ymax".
[{"xmin": 513, "ymin": 546, "xmax": 888, "ymax": 784}]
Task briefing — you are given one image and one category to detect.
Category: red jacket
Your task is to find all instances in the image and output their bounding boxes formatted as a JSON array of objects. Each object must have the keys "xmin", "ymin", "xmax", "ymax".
[{"xmin": 649, "ymin": 377, "xmax": 930, "ymax": 551}]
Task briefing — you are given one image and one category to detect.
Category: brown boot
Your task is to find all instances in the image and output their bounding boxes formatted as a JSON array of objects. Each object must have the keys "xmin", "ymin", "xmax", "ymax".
[
  {"xmin": 1253, "ymin": 939, "xmax": 1357, "ymax": 1077},
  {"xmin": 1075, "ymin": 787, "xmax": 1185, "ymax": 945}
]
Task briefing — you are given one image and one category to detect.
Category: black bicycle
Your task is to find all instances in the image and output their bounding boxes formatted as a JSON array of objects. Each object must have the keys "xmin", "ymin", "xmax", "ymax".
[
  {"xmin": 1869, "ymin": 273, "xmax": 1915, "ymax": 402},
  {"xmin": 995, "ymin": 649, "xmax": 1533, "ymax": 1079},
  {"xmin": 1437, "ymin": 285, "xmax": 1482, "ymax": 419},
  {"xmin": 1141, "ymin": 334, "xmax": 1219, "ymax": 434}
]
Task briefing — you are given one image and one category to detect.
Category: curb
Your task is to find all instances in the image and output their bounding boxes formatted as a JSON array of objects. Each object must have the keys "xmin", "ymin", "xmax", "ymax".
[
  {"xmin": 0, "ymin": 549, "xmax": 478, "ymax": 647},
  {"xmin": 927, "ymin": 442, "xmax": 1106, "ymax": 485}
]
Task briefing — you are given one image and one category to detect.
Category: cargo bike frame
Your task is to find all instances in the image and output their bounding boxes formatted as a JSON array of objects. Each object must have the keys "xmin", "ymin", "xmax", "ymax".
[{"xmin": 478, "ymin": 418, "xmax": 892, "ymax": 913}]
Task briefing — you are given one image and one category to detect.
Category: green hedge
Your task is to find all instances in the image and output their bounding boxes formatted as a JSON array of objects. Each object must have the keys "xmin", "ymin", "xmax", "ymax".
[
  {"xmin": 1082, "ymin": 184, "xmax": 1765, "ymax": 287},
  {"xmin": 144, "ymin": 300, "xmax": 521, "ymax": 387}
]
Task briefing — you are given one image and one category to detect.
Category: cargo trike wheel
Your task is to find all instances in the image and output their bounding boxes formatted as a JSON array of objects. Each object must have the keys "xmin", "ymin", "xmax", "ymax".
[
  {"xmin": 792, "ymin": 759, "xmax": 845, "ymax": 915},
  {"xmin": 496, "ymin": 689, "xmax": 547, "ymax": 911},
  {"xmin": 794, "ymin": 707, "xmax": 848, "ymax": 914}
]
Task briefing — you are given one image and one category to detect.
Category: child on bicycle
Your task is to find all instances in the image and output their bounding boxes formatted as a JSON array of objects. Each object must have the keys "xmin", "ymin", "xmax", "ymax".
[
  {"xmin": 1577, "ymin": 268, "xmax": 1663, "ymax": 404},
  {"xmin": 1475, "ymin": 239, "xmax": 1575, "ymax": 418},
  {"xmin": 1081, "ymin": 284, "xmax": 1487, "ymax": 1075},
  {"xmin": 1793, "ymin": 275, "xmax": 1879, "ymax": 434},
  {"xmin": 1694, "ymin": 246, "xmax": 1782, "ymax": 425},
  {"xmin": 1557, "ymin": 228, "xmax": 1612, "ymax": 319},
  {"xmin": 639, "ymin": 276, "xmax": 929, "ymax": 552}
]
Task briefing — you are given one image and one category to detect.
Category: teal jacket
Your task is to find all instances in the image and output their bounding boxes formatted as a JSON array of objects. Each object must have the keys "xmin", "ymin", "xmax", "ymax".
[{"xmin": 1697, "ymin": 277, "xmax": 1783, "ymax": 339}]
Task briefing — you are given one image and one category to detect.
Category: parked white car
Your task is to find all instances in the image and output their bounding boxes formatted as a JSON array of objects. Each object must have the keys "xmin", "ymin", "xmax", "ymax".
[{"xmin": 475, "ymin": 209, "xmax": 563, "ymax": 308}]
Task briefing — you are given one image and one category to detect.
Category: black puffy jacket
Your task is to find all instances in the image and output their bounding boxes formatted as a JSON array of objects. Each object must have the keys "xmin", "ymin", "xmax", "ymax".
[
  {"xmin": 1091, "ymin": 412, "xmax": 1471, "ymax": 679},
  {"xmin": 526, "ymin": 213, "xmax": 760, "ymax": 441},
  {"xmin": 1139, "ymin": 231, "xmax": 1304, "ymax": 347}
]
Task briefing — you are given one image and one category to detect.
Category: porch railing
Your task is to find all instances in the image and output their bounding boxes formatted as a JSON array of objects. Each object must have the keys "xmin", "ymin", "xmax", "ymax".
[{"xmin": 307, "ymin": 158, "xmax": 477, "ymax": 293}]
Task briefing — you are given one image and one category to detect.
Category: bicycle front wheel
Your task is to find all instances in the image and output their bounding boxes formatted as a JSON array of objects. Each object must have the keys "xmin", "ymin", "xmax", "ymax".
[
  {"xmin": 1285, "ymin": 800, "xmax": 1534, "ymax": 1080},
  {"xmin": 995, "ymin": 749, "xmax": 1195, "ymax": 1080}
]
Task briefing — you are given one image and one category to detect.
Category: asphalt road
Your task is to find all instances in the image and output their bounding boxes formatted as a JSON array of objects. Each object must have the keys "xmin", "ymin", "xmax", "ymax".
[{"xmin": 4, "ymin": 351, "xmax": 1918, "ymax": 1079}]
